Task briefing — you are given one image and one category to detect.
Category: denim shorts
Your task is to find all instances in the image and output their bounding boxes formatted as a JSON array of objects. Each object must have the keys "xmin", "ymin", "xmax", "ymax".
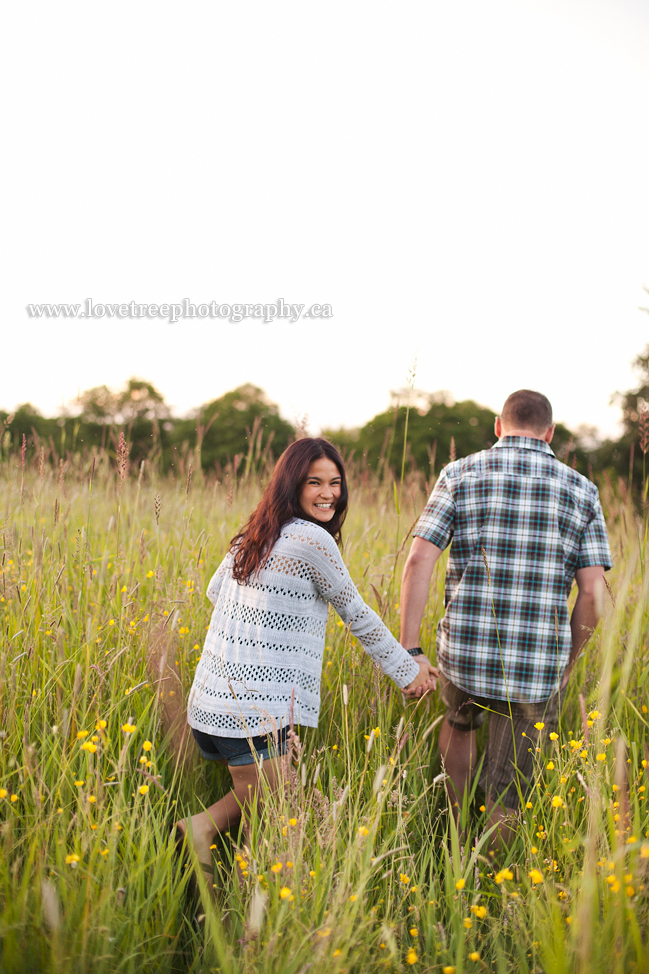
[{"xmin": 191, "ymin": 726, "xmax": 290, "ymax": 767}]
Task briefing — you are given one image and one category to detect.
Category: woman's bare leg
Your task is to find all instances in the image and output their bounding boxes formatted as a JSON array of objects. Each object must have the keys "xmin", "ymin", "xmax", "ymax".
[{"xmin": 176, "ymin": 755, "xmax": 288, "ymax": 869}]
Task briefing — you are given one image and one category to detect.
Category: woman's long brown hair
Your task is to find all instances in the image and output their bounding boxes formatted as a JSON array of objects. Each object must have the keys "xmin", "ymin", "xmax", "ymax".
[{"xmin": 230, "ymin": 438, "xmax": 348, "ymax": 583}]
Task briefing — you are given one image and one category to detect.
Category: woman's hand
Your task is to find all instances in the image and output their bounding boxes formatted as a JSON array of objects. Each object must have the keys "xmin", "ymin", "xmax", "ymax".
[{"xmin": 403, "ymin": 656, "xmax": 438, "ymax": 698}]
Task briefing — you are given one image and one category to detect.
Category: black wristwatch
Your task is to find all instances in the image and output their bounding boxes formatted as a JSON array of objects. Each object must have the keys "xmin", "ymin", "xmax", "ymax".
[{"xmin": 406, "ymin": 647, "xmax": 424, "ymax": 657}]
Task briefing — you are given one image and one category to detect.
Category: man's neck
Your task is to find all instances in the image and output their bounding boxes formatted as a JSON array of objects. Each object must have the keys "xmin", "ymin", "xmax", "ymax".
[
  {"xmin": 494, "ymin": 417, "xmax": 555, "ymax": 444},
  {"xmin": 499, "ymin": 428, "xmax": 545, "ymax": 440}
]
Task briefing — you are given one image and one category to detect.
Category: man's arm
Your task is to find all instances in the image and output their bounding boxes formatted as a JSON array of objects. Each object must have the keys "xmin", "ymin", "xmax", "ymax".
[
  {"xmin": 562, "ymin": 565, "xmax": 606, "ymax": 687},
  {"xmin": 400, "ymin": 536, "xmax": 443, "ymax": 651}
]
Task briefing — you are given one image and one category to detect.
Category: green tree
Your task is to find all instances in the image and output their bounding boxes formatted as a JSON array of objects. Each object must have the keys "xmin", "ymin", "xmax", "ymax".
[
  {"xmin": 327, "ymin": 391, "xmax": 589, "ymax": 480},
  {"xmin": 594, "ymin": 341, "xmax": 649, "ymax": 488},
  {"xmin": 170, "ymin": 383, "xmax": 294, "ymax": 474},
  {"xmin": 73, "ymin": 385, "xmax": 120, "ymax": 425},
  {"xmin": 330, "ymin": 392, "xmax": 498, "ymax": 479},
  {"xmin": 71, "ymin": 378, "xmax": 171, "ymax": 464}
]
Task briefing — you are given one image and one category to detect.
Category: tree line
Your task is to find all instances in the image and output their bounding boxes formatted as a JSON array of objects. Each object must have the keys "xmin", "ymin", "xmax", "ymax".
[{"xmin": 1, "ymin": 347, "xmax": 648, "ymax": 485}]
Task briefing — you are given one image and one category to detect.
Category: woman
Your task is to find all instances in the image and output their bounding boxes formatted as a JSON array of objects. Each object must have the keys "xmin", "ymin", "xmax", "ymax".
[{"xmin": 175, "ymin": 437, "xmax": 435, "ymax": 878}]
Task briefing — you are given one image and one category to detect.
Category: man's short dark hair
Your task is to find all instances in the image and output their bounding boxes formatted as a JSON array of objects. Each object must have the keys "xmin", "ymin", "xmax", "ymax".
[{"xmin": 501, "ymin": 390, "xmax": 553, "ymax": 433}]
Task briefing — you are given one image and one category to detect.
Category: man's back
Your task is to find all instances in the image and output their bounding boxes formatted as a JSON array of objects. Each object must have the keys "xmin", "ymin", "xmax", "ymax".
[{"xmin": 414, "ymin": 435, "xmax": 612, "ymax": 702}]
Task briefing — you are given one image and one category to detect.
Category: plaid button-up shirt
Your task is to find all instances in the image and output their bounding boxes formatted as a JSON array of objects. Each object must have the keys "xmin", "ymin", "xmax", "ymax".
[{"xmin": 414, "ymin": 436, "xmax": 612, "ymax": 703}]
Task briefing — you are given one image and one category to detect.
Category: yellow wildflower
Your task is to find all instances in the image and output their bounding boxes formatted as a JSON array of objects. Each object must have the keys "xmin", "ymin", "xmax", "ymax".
[
  {"xmin": 495, "ymin": 868, "xmax": 513, "ymax": 883},
  {"xmin": 549, "ymin": 732, "xmax": 558, "ymax": 740},
  {"xmin": 546, "ymin": 761, "xmax": 555, "ymax": 770},
  {"xmin": 551, "ymin": 796, "xmax": 564, "ymax": 808},
  {"xmin": 271, "ymin": 862, "xmax": 282, "ymax": 873},
  {"xmin": 142, "ymin": 741, "xmax": 152, "ymax": 751},
  {"xmin": 470, "ymin": 905, "xmax": 487, "ymax": 918},
  {"xmin": 0, "ymin": 789, "xmax": 6, "ymax": 799},
  {"xmin": 139, "ymin": 785, "xmax": 149, "ymax": 795},
  {"xmin": 463, "ymin": 918, "xmax": 472, "ymax": 929},
  {"xmin": 406, "ymin": 950, "xmax": 418, "ymax": 965},
  {"xmin": 529, "ymin": 869, "xmax": 544, "ymax": 884},
  {"xmin": 455, "ymin": 878, "xmax": 465, "ymax": 890},
  {"xmin": 534, "ymin": 722, "xmax": 545, "ymax": 730},
  {"xmin": 400, "ymin": 874, "xmax": 410, "ymax": 884},
  {"xmin": 65, "ymin": 853, "xmax": 81, "ymax": 866},
  {"xmin": 279, "ymin": 887, "xmax": 291, "ymax": 899},
  {"xmin": 469, "ymin": 953, "xmax": 480, "ymax": 962}
]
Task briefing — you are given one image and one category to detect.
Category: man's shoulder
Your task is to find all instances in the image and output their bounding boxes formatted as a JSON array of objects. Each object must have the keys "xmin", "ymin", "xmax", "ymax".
[
  {"xmin": 440, "ymin": 447, "xmax": 495, "ymax": 479},
  {"xmin": 440, "ymin": 445, "xmax": 601, "ymax": 500}
]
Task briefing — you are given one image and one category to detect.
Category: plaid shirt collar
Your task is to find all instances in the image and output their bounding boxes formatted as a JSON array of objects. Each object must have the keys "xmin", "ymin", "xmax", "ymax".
[{"xmin": 492, "ymin": 435, "xmax": 555, "ymax": 457}]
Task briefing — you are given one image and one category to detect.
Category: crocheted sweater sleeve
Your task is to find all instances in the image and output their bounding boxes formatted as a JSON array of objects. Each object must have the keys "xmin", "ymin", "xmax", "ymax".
[
  {"xmin": 205, "ymin": 556, "xmax": 233, "ymax": 605},
  {"xmin": 279, "ymin": 521, "xmax": 420, "ymax": 689}
]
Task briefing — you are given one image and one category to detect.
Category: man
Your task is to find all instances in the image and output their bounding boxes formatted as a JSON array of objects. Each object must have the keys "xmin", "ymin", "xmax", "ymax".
[{"xmin": 400, "ymin": 390, "xmax": 612, "ymax": 838}]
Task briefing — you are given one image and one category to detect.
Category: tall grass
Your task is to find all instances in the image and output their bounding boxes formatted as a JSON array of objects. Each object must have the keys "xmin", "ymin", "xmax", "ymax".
[{"xmin": 0, "ymin": 451, "xmax": 647, "ymax": 973}]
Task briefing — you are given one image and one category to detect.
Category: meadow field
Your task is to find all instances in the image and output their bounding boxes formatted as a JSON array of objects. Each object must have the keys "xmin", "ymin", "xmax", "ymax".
[{"xmin": 0, "ymin": 448, "xmax": 647, "ymax": 974}]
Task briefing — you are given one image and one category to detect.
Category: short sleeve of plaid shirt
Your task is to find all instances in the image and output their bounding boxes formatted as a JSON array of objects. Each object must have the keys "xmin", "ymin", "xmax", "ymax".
[
  {"xmin": 413, "ymin": 466, "xmax": 456, "ymax": 551},
  {"xmin": 576, "ymin": 493, "xmax": 612, "ymax": 570}
]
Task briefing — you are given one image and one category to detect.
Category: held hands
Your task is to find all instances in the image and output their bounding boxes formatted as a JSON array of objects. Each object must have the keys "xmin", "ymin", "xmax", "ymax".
[{"xmin": 403, "ymin": 655, "xmax": 438, "ymax": 699}]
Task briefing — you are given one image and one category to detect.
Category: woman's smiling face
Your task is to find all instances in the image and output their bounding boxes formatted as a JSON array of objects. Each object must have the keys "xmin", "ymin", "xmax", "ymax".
[{"xmin": 298, "ymin": 457, "xmax": 342, "ymax": 523}]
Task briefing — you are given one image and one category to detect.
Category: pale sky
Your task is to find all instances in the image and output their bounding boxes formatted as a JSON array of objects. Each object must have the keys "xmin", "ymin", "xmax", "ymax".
[{"xmin": 1, "ymin": 0, "xmax": 648, "ymax": 440}]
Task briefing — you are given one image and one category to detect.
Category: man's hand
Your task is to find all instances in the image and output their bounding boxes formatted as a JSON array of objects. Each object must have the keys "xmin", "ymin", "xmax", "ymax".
[{"xmin": 403, "ymin": 656, "xmax": 439, "ymax": 698}]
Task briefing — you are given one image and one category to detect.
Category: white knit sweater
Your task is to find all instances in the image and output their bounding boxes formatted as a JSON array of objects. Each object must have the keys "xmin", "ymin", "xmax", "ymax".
[{"xmin": 187, "ymin": 518, "xmax": 419, "ymax": 737}]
